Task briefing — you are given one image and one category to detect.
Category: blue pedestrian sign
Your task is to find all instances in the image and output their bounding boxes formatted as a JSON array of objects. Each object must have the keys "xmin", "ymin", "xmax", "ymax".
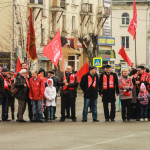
[{"xmin": 93, "ymin": 57, "xmax": 102, "ymax": 68}]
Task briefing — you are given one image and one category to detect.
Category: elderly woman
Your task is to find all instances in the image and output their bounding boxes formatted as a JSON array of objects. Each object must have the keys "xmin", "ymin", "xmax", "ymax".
[
  {"xmin": 118, "ymin": 68, "xmax": 133, "ymax": 122},
  {"xmin": 15, "ymin": 69, "xmax": 29, "ymax": 122}
]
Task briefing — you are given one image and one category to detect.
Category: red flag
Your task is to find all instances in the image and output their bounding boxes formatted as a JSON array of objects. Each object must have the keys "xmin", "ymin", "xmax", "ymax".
[
  {"xmin": 43, "ymin": 29, "xmax": 62, "ymax": 69},
  {"xmin": 128, "ymin": 0, "xmax": 137, "ymax": 40},
  {"xmin": 16, "ymin": 58, "xmax": 22, "ymax": 73},
  {"xmin": 26, "ymin": 8, "xmax": 37, "ymax": 61},
  {"xmin": 76, "ymin": 62, "xmax": 89, "ymax": 83},
  {"xmin": 118, "ymin": 46, "xmax": 133, "ymax": 67}
]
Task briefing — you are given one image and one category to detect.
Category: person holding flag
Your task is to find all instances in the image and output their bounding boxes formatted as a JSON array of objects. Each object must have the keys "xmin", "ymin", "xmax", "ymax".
[
  {"xmin": 80, "ymin": 66, "xmax": 99, "ymax": 122},
  {"xmin": 59, "ymin": 66, "xmax": 78, "ymax": 122}
]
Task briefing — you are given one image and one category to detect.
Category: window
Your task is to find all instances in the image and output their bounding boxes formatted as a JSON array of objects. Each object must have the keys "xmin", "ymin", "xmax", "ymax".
[
  {"xmin": 72, "ymin": 16, "xmax": 75, "ymax": 30},
  {"xmin": 30, "ymin": 0, "xmax": 34, "ymax": 3},
  {"xmin": 41, "ymin": 28, "xmax": 45, "ymax": 45},
  {"xmin": 122, "ymin": 13, "xmax": 129, "ymax": 25},
  {"xmin": 121, "ymin": 36, "xmax": 129, "ymax": 49},
  {"xmin": 98, "ymin": 0, "xmax": 101, "ymax": 7},
  {"xmin": 62, "ymin": 15, "xmax": 66, "ymax": 31},
  {"xmin": 72, "ymin": 0, "xmax": 76, "ymax": 4},
  {"xmin": 38, "ymin": 0, "xmax": 43, "ymax": 5},
  {"xmin": 68, "ymin": 55, "xmax": 79, "ymax": 71},
  {"xmin": 52, "ymin": 13, "xmax": 56, "ymax": 32}
]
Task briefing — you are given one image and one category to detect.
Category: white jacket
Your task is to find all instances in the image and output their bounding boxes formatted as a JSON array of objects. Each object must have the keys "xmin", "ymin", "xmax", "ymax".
[{"xmin": 44, "ymin": 79, "xmax": 56, "ymax": 107}]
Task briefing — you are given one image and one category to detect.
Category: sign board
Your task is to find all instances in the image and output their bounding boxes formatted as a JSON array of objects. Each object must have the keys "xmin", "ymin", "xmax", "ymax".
[
  {"xmin": 93, "ymin": 57, "xmax": 102, "ymax": 68},
  {"xmin": 98, "ymin": 37, "xmax": 115, "ymax": 46}
]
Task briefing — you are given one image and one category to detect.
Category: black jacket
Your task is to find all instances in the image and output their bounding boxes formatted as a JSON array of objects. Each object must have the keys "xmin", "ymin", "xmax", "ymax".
[
  {"xmin": 15, "ymin": 75, "xmax": 29, "ymax": 100},
  {"xmin": 59, "ymin": 72, "xmax": 78, "ymax": 98},
  {"xmin": 0, "ymin": 74, "xmax": 8, "ymax": 98},
  {"xmin": 80, "ymin": 72, "xmax": 99, "ymax": 99},
  {"xmin": 99, "ymin": 72, "xmax": 119, "ymax": 103}
]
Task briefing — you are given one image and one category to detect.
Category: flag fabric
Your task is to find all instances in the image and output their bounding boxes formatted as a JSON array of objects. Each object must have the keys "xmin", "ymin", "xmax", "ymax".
[
  {"xmin": 118, "ymin": 46, "xmax": 133, "ymax": 67},
  {"xmin": 26, "ymin": 8, "xmax": 37, "ymax": 61},
  {"xmin": 16, "ymin": 58, "xmax": 22, "ymax": 73},
  {"xmin": 76, "ymin": 62, "xmax": 89, "ymax": 83},
  {"xmin": 128, "ymin": 0, "xmax": 137, "ymax": 40},
  {"xmin": 43, "ymin": 29, "xmax": 62, "ymax": 69}
]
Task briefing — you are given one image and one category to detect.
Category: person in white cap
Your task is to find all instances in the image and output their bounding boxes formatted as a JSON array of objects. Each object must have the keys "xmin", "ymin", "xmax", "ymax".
[
  {"xmin": 138, "ymin": 83, "xmax": 150, "ymax": 122},
  {"xmin": 44, "ymin": 79, "xmax": 56, "ymax": 121}
]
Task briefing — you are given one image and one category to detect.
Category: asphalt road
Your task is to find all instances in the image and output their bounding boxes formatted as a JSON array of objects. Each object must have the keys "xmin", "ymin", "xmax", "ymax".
[{"xmin": 0, "ymin": 94, "xmax": 150, "ymax": 150}]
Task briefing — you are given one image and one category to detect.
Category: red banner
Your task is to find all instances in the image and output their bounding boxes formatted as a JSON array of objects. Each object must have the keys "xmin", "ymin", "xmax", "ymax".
[
  {"xmin": 76, "ymin": 62, "xmax": 89, "ymax": 83},
  {"xmin": 118, "ymin": 46, "xmax": 133, "ymax": 67},
  {"xmin": 43, "ymin": 29, "xmax": 62, "ymax": 69},
  {"xmin": 26, "ymin": 8, "xmax": 37, "ymax": 61},
  {"xmin": 128, "ymin": 0, "xmax": 137, "ymax": 40}
]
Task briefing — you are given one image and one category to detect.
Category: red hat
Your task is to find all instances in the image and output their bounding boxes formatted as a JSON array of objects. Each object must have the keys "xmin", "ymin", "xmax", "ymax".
[{"xmin": 48, "ymin": 80, "xmax": 52, "ymax": 84}]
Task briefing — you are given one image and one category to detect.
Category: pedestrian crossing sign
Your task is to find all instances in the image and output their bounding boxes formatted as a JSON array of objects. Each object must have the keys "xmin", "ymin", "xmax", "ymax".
[{"xmin": 93, "ymin": 57, "xmax": 102, "ymax": 67}]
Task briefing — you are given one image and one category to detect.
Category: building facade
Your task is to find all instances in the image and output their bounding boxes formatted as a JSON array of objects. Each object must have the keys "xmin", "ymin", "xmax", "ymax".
[{"xmin": 112, "ymin": 0, "xmax": 150, "ymax": 69}]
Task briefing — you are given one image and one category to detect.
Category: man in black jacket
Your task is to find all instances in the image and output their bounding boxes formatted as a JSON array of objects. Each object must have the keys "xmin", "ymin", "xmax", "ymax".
[
  {"xmin": 99, "ymin": 65, "xmax": 119, "ymax": 122},
  {"xmin": 59, "ymin": 66, "xmax": 78, "ymax": 122},
  {"xmin": 17, "ymin": 62, "xmax": 33, "ymax": 121},
  {"xmin": 0, "ymin": 68, "xmax": 9, "ymax": 121},
  {"xmin": 15, "ymin": 69, "xmax": 29, "ymax": 122},
  {"xmin": 80, "ymin": 66, "xmax": 99, "ymax": 122}
]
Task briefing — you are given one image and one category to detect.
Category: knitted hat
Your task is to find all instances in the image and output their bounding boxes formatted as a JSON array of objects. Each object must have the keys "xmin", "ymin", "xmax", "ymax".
[{"xmin": 140, "ymin": 83, "xmax": 146, "ymax": 91}]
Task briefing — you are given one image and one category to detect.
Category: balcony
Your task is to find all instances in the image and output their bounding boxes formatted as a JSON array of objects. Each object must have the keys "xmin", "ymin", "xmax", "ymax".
[
  {"xmin": 80, "ymin": 3, "xmax": 93, "ymax": 15},
  {"xmin": 51, "ymin": 0, "xmax": 67, "ymax": 12},
  {"xmin": 97, "ymin": 7, "xmax": 110, "ymax": 18}
]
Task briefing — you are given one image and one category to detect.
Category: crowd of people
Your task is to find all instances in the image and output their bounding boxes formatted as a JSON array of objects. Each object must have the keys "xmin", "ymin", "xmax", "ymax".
[{"xmin": 0, "ymin": 63, "xmax": 150, "ymax": 123}]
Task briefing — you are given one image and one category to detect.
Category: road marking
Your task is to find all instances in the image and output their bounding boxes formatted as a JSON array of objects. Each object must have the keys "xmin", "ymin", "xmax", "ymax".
[{"xmin": 68, "ymin": 134, "xmax": 135, "ymax": 150}]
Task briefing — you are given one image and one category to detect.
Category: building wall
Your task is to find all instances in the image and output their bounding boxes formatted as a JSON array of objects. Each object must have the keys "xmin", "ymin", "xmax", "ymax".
[{"xmin": 112, "ymin": 2, "xmax": 148, "ymax": 67}]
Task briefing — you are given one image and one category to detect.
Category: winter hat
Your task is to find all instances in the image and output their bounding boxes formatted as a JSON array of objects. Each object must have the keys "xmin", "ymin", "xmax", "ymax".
[
  {"xmin": 20, "ymin": 69, "xmax": 27, "ymax": 74},
  {"xmin": 89, "ymin": 66, "xmax": 96, "ymax": 71},
  {"xmin": 140, "ymin": 83, "xmax": 146, "ymax": 91},
  {"xmin": 47, "ymin": 79, "xmax": 53, "ymax": 86}
]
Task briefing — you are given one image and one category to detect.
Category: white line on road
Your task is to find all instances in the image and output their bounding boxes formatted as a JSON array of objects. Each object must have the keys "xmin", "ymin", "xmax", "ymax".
[{"xmin": 68, "ymin": 134, "xmax": 135, "ymax": 150}]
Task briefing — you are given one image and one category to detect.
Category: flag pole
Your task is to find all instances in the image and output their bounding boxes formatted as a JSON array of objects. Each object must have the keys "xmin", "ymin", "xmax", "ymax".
[
  {"xmin": 61, "ymin": 56, "xmax": 66, "ymax": 80},
  {"xmin": 135, "ymin": 33, "xmax": 137, "ymax": 67}
]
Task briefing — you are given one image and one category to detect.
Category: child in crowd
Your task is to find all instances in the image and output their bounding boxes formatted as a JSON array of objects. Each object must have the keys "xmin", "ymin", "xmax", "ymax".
[
  {"xmin": 138, "ymin": 83, "xmax": 149, "ymax": 122},
  {"xmin": 44, "ymin": 79, "xmax": 56, "ymax": 121}
]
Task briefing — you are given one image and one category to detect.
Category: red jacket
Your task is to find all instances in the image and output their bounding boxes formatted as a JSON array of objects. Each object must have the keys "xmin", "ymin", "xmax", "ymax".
[{"xmin": 29, "ymin": 76, "xmax": 45, "ymax": 100}]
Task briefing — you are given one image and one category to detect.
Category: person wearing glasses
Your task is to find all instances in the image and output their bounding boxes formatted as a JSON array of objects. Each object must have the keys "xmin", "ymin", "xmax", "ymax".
[{"xmin": 132, "ymin": 66, "xmax": 149, "ymax": 121}]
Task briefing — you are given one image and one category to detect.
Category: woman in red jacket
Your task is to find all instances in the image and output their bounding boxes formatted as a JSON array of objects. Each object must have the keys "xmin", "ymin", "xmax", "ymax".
[{"xmin": 29, "ymin": 70, "xmax": 45, "ymax": 122}]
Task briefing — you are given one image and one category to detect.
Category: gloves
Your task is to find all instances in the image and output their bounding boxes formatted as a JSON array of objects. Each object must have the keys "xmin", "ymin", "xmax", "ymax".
[{"xmin": 48, "ymin": 98, "xmax": 54, "ymax": 102}]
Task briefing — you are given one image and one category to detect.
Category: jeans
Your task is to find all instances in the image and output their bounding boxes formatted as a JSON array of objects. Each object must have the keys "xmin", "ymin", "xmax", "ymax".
[
  {"xmin": 83, "ymin": 98, "xmax": 97, "ymax": 120},
  {"xmin": 140, "ymin": 104, "xmax": 148, "ymax": 119},
  {"xmin": 32, "ymin": 100, "xmax": 43, "ymax": 121},
  {"xmin": 121, "ymin": 99, "xmax": 131, "ymax": 120},
  {"xmin": 46, "ymin": 106, "xmax": 54, "ymax": 120}
]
